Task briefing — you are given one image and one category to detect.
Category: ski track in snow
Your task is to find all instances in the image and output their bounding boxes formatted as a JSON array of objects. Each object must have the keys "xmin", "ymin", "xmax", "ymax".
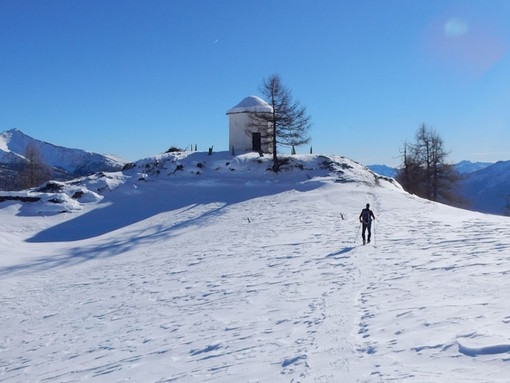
[
  {"xmin": 2, "ymin": 163, "xmax": 510, "ymax": 381},
  {"xmin": 352, "ymin": 194, "xmax": 510, "ymax": 382}
]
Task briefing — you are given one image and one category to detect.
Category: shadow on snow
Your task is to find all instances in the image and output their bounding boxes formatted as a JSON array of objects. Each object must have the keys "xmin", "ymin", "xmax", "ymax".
[
  {"xmin": 326, "ymin": 247, "xmax": 355, "ymax": 259},
  {"xmin": 0, "ymin": 178, "xmax": 324, "ymax": 276}
]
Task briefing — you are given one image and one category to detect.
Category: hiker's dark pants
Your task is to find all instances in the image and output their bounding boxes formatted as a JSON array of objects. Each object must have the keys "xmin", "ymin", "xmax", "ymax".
[{"xmin": 362, "ymin": 222, "xmax": 372, "ymax": 242}]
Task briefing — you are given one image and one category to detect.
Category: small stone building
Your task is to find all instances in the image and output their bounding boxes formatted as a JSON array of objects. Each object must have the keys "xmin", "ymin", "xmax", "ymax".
[{"xmin": 226, "ymin": 96, "xmax": 273, "ymax": 154}]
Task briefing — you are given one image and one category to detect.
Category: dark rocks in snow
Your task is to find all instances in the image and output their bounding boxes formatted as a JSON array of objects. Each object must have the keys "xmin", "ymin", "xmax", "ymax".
[
  {"xmin": 71, "ymin": 190, "xmax": 85, "ymax": 199},
  {"xmin": 166, "ymin": 147, "xmax": 183, "ymax": 153},
  {"xmin": 0, "ymin": 195, "xmax": 40, "ymax": 203},
  {"xmin": 37, "ymin": 181, "xmax": 65, "ymax": 193}
]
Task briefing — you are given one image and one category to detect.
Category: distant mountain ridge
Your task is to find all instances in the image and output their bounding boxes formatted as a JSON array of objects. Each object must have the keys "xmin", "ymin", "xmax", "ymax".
[
  {"xmin": 454, "ymin": 160, "xmax": 493, "ymax": 174},
  {"xmin": 0, "ymin": 129, "xmax": 125, "ymax": 174},
  {"xmin": 367, "ymin": 164, "xmax": 397, "ymax": 178},
  {"xmin": 368, "ymin": 161, "xmax": 493, "ymax": 178},
  {"xmin": 0, "ymin": 129, "xmax": 126, "ymax": 190},
  {"xmin": 456, "ymin": 160, "xmax": 510, "ymax": 216},
  {"xmin": 368, "ymin": 160, "xmax": 510, "ymax": 216}
]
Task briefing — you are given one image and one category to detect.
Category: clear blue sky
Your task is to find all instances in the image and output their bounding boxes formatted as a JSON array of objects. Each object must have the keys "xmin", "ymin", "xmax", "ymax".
[{"xmin": 1, "ymin": 1, "xmax": 509, "ymax": 166}]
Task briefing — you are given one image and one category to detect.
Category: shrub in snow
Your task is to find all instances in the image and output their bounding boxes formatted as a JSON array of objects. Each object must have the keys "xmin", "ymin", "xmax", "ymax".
[
  {"xmin": 37, "ymin": 181, "xmax": 65, "ymax": 193},
  {"xmin": 71, "ymin": 190, "xmax": 84, "ymax": 199}
]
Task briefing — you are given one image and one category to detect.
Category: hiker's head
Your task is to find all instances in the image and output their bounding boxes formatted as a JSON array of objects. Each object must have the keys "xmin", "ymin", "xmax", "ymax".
[{"xmin": 366, "ymin": 203, "xmax": 370, "ymax": 208}]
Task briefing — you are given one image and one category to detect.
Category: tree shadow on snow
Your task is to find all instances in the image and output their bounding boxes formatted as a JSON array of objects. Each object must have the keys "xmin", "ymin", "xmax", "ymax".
[
  {"xmin": 0, "ymin": 179, "xmax": 324, "ymax": 276},
  {"xmin": 28, "ymin": 180, "xmax": 324, "ymax": 243}
]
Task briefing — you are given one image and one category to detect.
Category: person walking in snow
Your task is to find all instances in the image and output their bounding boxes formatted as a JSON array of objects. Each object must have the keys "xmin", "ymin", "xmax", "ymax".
[{"xmin": 359, "ymin": 203, "xmax": 375, "ymax": 244}]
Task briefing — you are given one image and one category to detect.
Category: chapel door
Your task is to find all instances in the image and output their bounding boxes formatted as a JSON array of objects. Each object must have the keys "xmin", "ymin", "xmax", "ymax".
[{"xmin": 252, "ymin": 132, "xmax": 261, "ymax": 152}]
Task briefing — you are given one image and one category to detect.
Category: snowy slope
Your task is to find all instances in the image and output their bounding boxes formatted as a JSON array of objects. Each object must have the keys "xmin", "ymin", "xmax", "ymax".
[
  {"xmin": 1, "ymin": 151, "xmax": 510, "ymax": 382},
  {"xmin": 0, "ymin": 129, "xmax": 126, "ymax": 175}
]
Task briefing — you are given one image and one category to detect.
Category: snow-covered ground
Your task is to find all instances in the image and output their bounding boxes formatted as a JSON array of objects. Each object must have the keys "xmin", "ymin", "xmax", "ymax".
[{"xmin": 1, "ymin": 152, "xmax": 510, "ymax": 382}]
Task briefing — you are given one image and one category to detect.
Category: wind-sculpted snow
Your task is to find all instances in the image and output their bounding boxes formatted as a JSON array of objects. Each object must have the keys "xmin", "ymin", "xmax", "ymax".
[
  {"xmin": 1, "ymin": 151, "xmax": 510, "ymax": 382},
  {"xmin": 458, "ymin": 342, "xmax": 510, "ymax": 357}
]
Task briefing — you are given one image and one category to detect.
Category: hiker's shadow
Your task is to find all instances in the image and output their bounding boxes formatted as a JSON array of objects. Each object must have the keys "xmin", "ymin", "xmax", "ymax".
[{"xmin": 326, "ymin": 246, "xmax": 354, "ymax": 259}]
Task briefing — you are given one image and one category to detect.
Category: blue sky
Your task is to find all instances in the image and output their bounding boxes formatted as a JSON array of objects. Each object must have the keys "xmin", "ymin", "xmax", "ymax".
[{"xmin": 1, "ymin": 1, "xmax": 509, "ymax": 166}]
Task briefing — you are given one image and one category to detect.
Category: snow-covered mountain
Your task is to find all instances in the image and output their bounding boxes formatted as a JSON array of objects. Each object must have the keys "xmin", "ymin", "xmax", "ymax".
[
  {"xmin": 1, "ymin": 150, "xmax": 510, "ymax": 382},
  {"xmin": 367, "ymin": 164, "xmax": 397, "ymax": 178},
  {"xmin": 368, "ymin": 160, "xmax": 510, "ymax": 216},
  {"xmin": 0, "ymin": 128, "xmax": 126, "ymax": 176},
  {"xmin": 368, "ymin": 161, "xmax": 492, "ymax": 179},
  {"xmin": 455, "ymin": 160, "xmax": 493, "ymax": 174},
  {"xmin": 457, "ymin": 160, "xmax": 510, "ymax": 215}
]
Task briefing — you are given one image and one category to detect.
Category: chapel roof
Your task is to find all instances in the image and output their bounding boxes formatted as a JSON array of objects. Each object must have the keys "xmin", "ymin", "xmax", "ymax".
[{"xmin": 226, "ymin": 96, "xmax": 273, "ymax": 115}]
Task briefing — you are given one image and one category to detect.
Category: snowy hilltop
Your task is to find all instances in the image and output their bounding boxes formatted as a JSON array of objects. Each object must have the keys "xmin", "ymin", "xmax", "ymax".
[
  {"xmin": 0, "ymin": 151, "xmax": 396, "ymax": 219},
  {"xmin": 1, "ymin": 150, "xmax": 510, "ymax": 382},
  {"xmin": 0, "ymin": 129, "xmax": 125, "ymax": 183}
]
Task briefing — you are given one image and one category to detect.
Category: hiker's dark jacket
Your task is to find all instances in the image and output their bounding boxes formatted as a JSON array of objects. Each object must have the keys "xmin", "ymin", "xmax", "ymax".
[{"xmin": 359, "ymin": 208, "xmax": 375, "ymax": 224}]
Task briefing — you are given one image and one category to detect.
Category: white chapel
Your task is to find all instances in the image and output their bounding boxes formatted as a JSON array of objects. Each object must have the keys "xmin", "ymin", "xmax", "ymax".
[{"xmin": 226, "ymin": 96, "xmax": 273, "ymax": 154}]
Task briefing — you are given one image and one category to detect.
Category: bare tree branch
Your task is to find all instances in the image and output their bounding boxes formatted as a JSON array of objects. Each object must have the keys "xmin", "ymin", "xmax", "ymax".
[
  {"xmin": 249, "ymin": 74, "xmax": 311, "ymax": 172},
  {"xmin": 396, "ymin": 124, "xmax": 462, "ymax": 204}
]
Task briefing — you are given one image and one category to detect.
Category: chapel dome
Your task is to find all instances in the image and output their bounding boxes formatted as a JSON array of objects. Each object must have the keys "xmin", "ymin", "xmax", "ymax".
[{"xmin": 226, "ymin": 96, "xmax": 273, "ymax": 115}]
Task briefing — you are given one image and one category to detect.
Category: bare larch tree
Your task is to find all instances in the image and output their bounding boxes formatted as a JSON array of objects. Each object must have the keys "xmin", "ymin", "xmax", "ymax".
[
  {"xmin": 20, "ymin": 142, "xmax": 50, "ymax": 189},
  {"xmin": 397, "ymin": 124, "xmax": 462, "ymax": 204},
  {"xmin": 249, "ymin": 74, "xmax": 311, "ymax": 172}
]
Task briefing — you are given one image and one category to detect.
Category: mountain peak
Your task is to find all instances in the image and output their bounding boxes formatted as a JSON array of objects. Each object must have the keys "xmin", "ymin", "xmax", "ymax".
[{"xmin": 0, "ymin": 129, "xmax": 126, "ymax": 189}]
